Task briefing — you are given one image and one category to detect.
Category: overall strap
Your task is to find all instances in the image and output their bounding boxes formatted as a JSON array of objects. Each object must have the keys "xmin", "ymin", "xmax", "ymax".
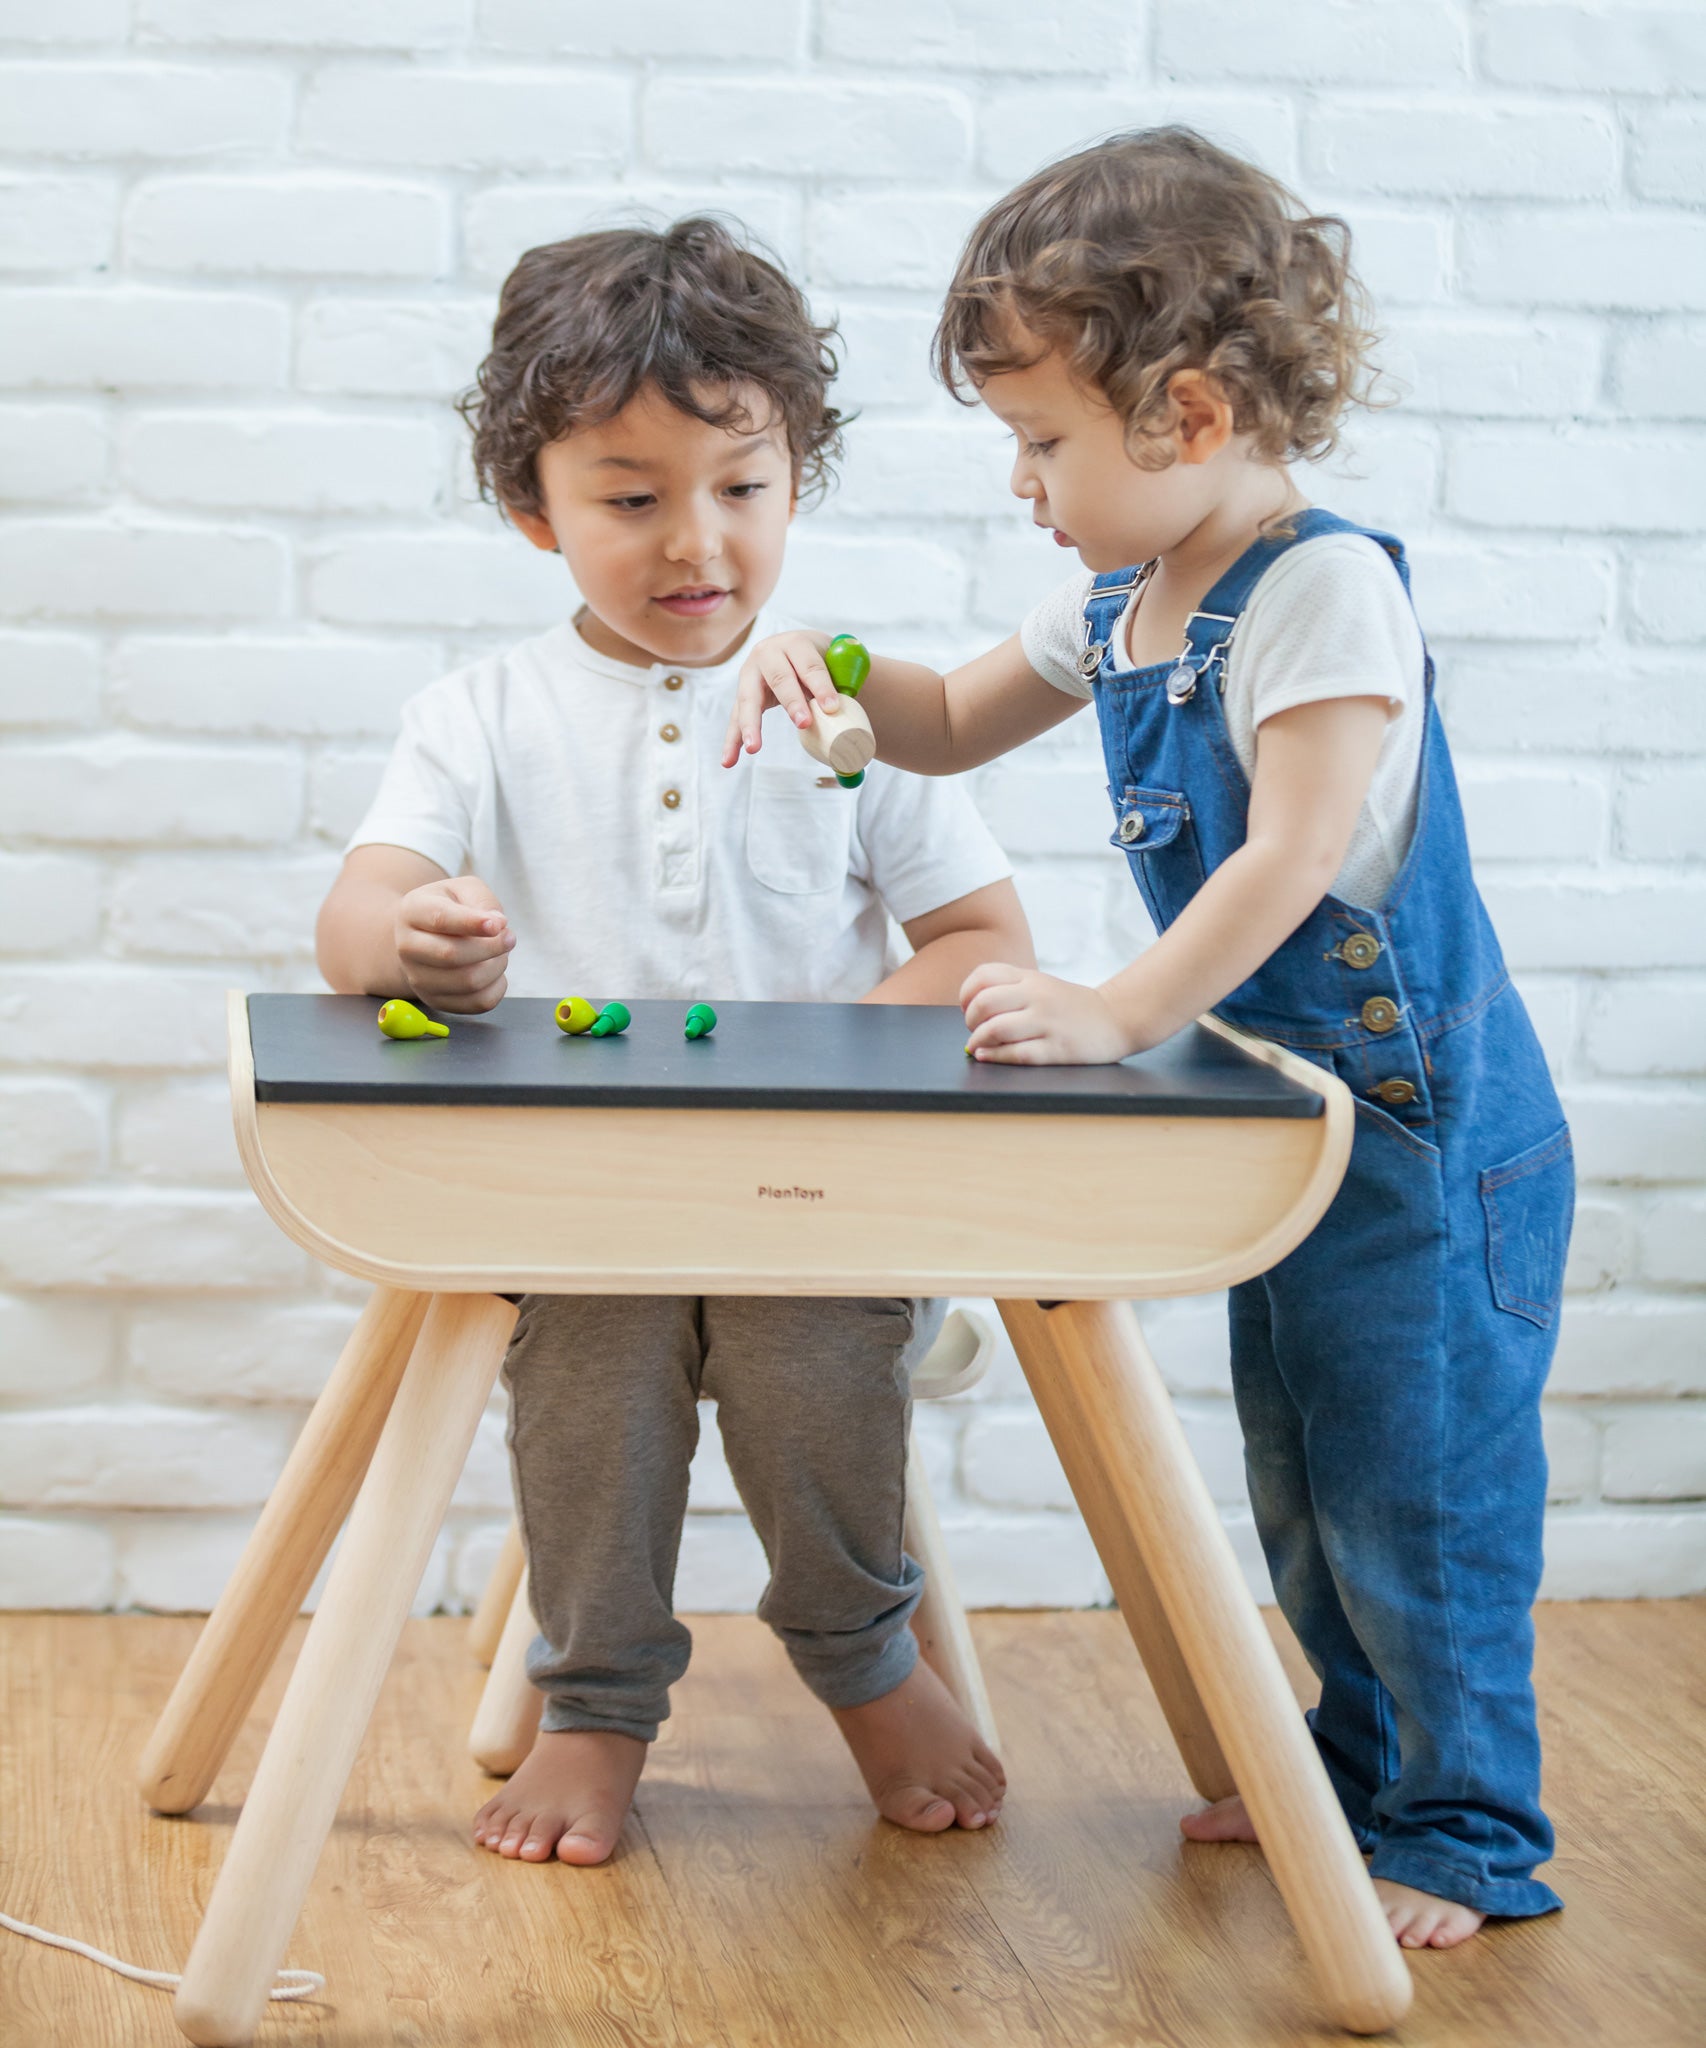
[{"xmin": 1077, "ymin": 565, "xmax": 1144, "ymax": 682}]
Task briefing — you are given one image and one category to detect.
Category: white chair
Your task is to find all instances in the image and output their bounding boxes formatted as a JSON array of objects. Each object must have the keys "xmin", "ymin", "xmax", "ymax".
[{"xmin": 467, "ymin": 1306, "xmax": 1000, "ymax": 1773}]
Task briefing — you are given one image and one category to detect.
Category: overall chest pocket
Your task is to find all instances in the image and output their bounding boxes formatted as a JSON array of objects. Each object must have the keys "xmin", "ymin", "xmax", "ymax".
[
  {"xmin": 745, "ymin": 764, "xmax": 856, "ymax": 896},
  {"xmin": 1108, "ymin": 784, "xmax": 1206, "ymax": 932}
]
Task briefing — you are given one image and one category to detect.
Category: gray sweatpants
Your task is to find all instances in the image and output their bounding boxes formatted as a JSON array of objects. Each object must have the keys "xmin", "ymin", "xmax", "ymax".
[{"xmin": 502, "ymin": 1293, "xmax": 944, "ymax": 1742}]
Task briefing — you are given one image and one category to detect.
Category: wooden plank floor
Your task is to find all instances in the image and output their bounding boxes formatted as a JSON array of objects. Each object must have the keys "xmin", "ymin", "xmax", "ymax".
[{"xmin": 1, "ymin": 1604, "xmax": 1701, "ymax": 2047}]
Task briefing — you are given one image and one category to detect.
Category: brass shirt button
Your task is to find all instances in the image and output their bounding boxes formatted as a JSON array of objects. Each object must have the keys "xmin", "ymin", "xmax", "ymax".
[
  {"xmin": 663, "ymin": 673, "xmax": 685, "ymax": 691},
  {"xmin": 1372, "ymin": 1077, "xmax": 1417, "ymax": 1106},
  {"xmin": 659, "ymin": 723, "xmax": 680, "ymax": 742},
  {"xmin": 1362, "ymin": 996, "xmax": 1400, "ymax": 1034},
  {"xmin": 1340, "ymin": 931, "xmax": 1381, "ymax": 969},
  {"xmin": 1117, "ymin": 812, "xmax": 1146, "ymax": 844},
  {"xmin": 661, "ymin": 788, "xmax": 681, "ymax": 810}
]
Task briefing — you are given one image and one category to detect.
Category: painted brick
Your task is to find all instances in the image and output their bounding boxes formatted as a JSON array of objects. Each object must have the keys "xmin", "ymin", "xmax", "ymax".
[
  {"xmin": 1627, "ymin": 547, "xmax": 1706, "ymax": 644},
  {"xmin": 975, "ymin": 766, "xmax": 1110, "ymax": 858},
  {"xmin": 0, "ymin": 1516, "xmax": 115, "ymax": 1611},
  {"xmin": 113, "ymin": 1079, "xmax": 243, "ymax": 1184},
  {"xmin": 302, "ymin": 748, "xmax": 384, "ymax": 844},
  {"xmin": 0, "ymin": 1079, "xmax": 104, "ymax": 1180},
  {"xmin": 1344, "ymin": 212, "xmax": 1450, "ymax": 309},
  {"xmin": 1437, "ymin": 658, "xmax": 1702, "ymax": 756},
  {"xmin": 1480, "ymin": 876, "xmax": 1706, "ymax": 973},
  {"xmin": 139, "ymin": 0, "xmax": 469, "ymax": 45},
  {"xmin": 0, "ymin": 1189, "xmax": 309, "ymax": 1291},
  {"xmin": 1563, "ymin": 1087, "xmax": 1706, "ymax": 1186},
  {"xmin": 1158, "ymin": 0, "xmax": 1468, "ymax": 84},
  {"xmin": 300, "ymin": 67, "xmax": 631, "ymax": 173},
  {"xmin": 450, "ymin": 1518, "xmax": 511, "ymax": 1611},
  {"xmin": 1449, "ymin": 430, "xmax": 1706, "ymax": 536},
  {"xmin": 0, "ymin": 967, "xmax": 230, "ymax": 1071},
  {"xmin": 823, "ymin": 302, "xmax": 941, "ymax": 413},
  {"xmin": 0, "ymin": 288, "xmax": 288, "ymax": 393},
  {"xmin": 1550, "ymin": 1301, "xmax": 1706, "ymax": 1399},
  {"xmin": 450, "ymin": 1410, "xmax": 512, "ymax": 1513},
  {"xmin": 1602, "ymin": 1407, "xmax": 1706, "ymax": 1503},
  {"xmin": 674, "ymin": 1513, "xmax": 770, "ymax": 1611},
  {"xmin": 0, "ymin": 851, "xmax": 103, "ymax": 954},
  {"xmin": 969, "ymin": 526, "xmax": 1084, "ymax": 629},
  {"xmin": 1481, "ymin": 6, "xmax": 1706, "ymax": 95},
  {"xmin": 297, "ymin": 296, "xmax": 497, "ymax": 399},
  {"xmin": 0, "ymin": 736, "xmax": 300, "ymax": 845},
  {"xmin": 1584, "ymin": 979, "xmax": 1706, "ymax": 1081},
  {"xmin": 115, "ymin": 1515, "xmax": 451, "ymax": 1614},
  {"xmin": 937, "ymin": 1510, "xmax": 1110, "ymax": 1609},
  {"xmin": 977, "ymin": 87, "xmax": 1295, "ymax": 185},
  {"xmin": 0, "ymin": 62, "xmax": 289, "ymax": 160},
  {"xmin": 110, "ymin": 852, "xmax": 336, "ymax": 959},
  {"xmin": 464, "ymin": 185, "xmax": 798, "ymax": 291},
  {"xmin": 478, "ymin": 0, "xmax": 800, "ymax": 60},
  {"xmin": 959, "ymin": 1409, "xmax": 1073, "ymax": 1510},
  {"xmin": 1544, "ymin": 1405, "xmax": 1600, "ymax": 1503},
  {"xmin": 646, "ymin": 80, "xmax": 973, "ymax": 183},
  {"xmin": 0, "ymin": 522, "xmax": 287, "ymax": 624},
  {"xmin": 1457, "ymin": 765, "xmax": 1608, "ymax": 864},
  {"xmin": 773, "ymin": 534, "xmax": 972, "ymax": 630},
  {"xmin": 806, "ymin": 190, "xmax": 990, "ymax": 292},
  {"xmin": 1617, "ymin": 764, "xmax": 1706, "ymax": 861},
  {"xmin": 1510, "ymin": 973, "xmax": 1575, "ymax": 1081},
  {"xmin": 1384, "ymin": 315, "xmax": 1600, "ymax": 419},
  {"xmin": 826, "ymin": 0, "xmax": 1141, "ymax": 72},
  {"xmin": 1615, "ymin": 323, "xmax": 1706, "ymax": 421},
  {"xmin": 0, "ymin": 172, "xmax": 116, "ymax": 271},
  {"xmin": 1315, "ymin": 100, "xmax": 1616, "ymax": 201},
  {"xmin": 686, "ymin": 1404, "xmax": 743, "ymax": 1514},
  {"xmin": 1539, "ymin": 1511, "xmax": 1706, "ymax": 1600},
  {"xmin": 125, "ymin": 1298, "xmax": 363, "ymax": 1404},
  {"xmin": 1642, "ymin": 1193, "xmax": 1706, "ymax": 1285},
  {"xmin": 1315, "ymin": 423, "xmax": 1439, "ymax": 533},
  {"xmin": 1563, "ymin": 1196, "xmax": 1631, "ymax": 1294},
  {"xmin": 1633, "ymin": 105, "xmax": 1706, "ymax": 204},
  {"xmin": 122, "ymin": 412, "xmax": 442, "ymax": 516},
  {"xmin": 307, "ymin": 531, "xmax": 569, "ymax": 630},
  {"xmin": 111, "ymin": 636, "xmax": 440, "ymax": 738},
  {"xmin": 0, "ymin": 1294, "xmax": 113, "ymax": 1400},
  {"xmin": 1407, "ymin": 545, "xmax": 1612, "ymax": 642},
  {"xmin": 125, "ymin": 176, "xmax": 449, "ymax": 279},
  {"xmin": 832, "ymin": 419, "xmax": 1014, "ymax": 522},
  {"xmin": 1139, "ymin": 1295, "xmax": 1234, "ymax": 1398},
  {"xmin": 1461, "ymin": 212, "xmax": 1706, "ymax": 314},
  {"xmin": 0, "ymin": 404, "xmax": 108, "ymax": 505},
  {"xmin": 0, "ymin": 0, "xmax": 128, "ymax": 40},
  {"xmin": 0, "ymin": 1402, "xmax": 295, "ymax": 1510},
  {"xmin": 0, "ymin": 632, "xmax": 101, "ymax": 729}
]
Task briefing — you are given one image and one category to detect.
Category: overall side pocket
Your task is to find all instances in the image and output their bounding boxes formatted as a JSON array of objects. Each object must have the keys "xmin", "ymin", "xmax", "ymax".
[{"xmin": 1480, "ymin": 1124, "xmax": 1574, "ymax": 1329}]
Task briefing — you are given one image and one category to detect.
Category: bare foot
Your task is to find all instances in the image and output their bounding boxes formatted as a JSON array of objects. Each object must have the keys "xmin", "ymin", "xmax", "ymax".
[
  {"xmin": 472, "ymin": 1728, "xmax": 646, "ymax": 1866},
  {"xmin": 1374, "ymin": 1879, "xmax": 1486, "ymax": 1949},
  {"xmin": 832, "ymin": 1660, "xmax": 1006, "ymax": 1833},
  {"xmin": 1179, "ymin": 1793, "xmax": 1259, "ymax": 1843}
]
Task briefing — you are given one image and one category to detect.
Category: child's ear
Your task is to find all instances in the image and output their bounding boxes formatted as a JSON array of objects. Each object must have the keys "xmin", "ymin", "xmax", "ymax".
[
  {"xmin": 1168, "ymin": 370, "xmax": 1236, "ymax": 465},
  {"xmin": 508, "ymin": 504, "xmax": 560, "ymax": 553}
]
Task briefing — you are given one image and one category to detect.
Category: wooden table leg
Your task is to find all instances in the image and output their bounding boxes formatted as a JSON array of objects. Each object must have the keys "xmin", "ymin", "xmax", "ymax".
[
  {"xmin": 904, "ymin": 1433, "xmax": 1000, "ymax": 1750},
  {"xmin": 1004, "ymin": 1298, "xmax": 1412, "ymax": 2036},
  {"xmin": 999, "ymin": 1299, "xmax": 1234, "ymax": 1802},
  {"xmin": 138, "ymin": 1286, "xmax": 430, "ymax": 1816},
  {"xmin": 171, "ymin": 1292, "xmax": 518, "ymax": 2048},
  {"xmin": 468, "ymin": 1562, "xmax": 544, "ymax": 1776},
  {"xmin": 467, "ymin": 1514, "xmax": 525, "ymax": 1668}
]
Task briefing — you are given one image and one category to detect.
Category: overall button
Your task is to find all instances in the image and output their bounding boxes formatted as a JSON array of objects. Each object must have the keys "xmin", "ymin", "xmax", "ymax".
[
  {"xmin": 1372, "ymin": 1077, "xmax": 1417, "ymax": 1106},
  {"xmin": 1117, "ymin": 811, "xmax": 1146, "ymax": 844},
  {"xmin": 663, "ymin": 673, "xmax": 685, "ymax": 691},
  {"xmin": 661, "ymin": 788, "xmax": 681, "ymax": 810},
  {"xmin": 659, "ymin": 722, "xmax": 680, "ymax": 742},
  {"xmin": 1077, "ymin": 641, "xmax": 1106, "ymax": 678},
  {"xmin": 1361, "ymin": 996, "xmax": 1400, "ymax": 1034},
  {"xmin": 1338, "ymin": 931, "xmax": 1380, "ymax": 969}
]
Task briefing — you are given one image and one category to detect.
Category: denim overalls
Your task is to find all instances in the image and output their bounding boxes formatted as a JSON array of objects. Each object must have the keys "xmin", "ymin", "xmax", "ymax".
[{"xmin": 1084, "ymin": 508, "xmax": 1572, "ymax": 1917}]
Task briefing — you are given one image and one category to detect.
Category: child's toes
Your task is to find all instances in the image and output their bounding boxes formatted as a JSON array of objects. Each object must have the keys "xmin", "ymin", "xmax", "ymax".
[
  {"xmin": 878, "ymin": 1783, "xmax": 957, "ymax": 1832},
  {"xmin": 473, "ymin": 1798, "xmax": 515, "ymax": 1849},
  {"xmin": 555, "ymin": 1810, "xmax": 623, "ymax": 1866}
]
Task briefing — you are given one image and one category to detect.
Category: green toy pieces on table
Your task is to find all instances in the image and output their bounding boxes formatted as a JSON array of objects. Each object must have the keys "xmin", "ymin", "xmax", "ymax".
[
  {"xmin": 588, "ymin": 1000, "xmax": 631, "ymax": 1038},
  {"xmin": 375, "ymin": 999, "xmax": 448, "ymax": 1041},
  {"xmin": 553, "ymin": 996, "xmax": 598, "ymax": 1035},
  {"xmin": 684, "ymin": 1002, "xmax": 717, "ymax": 1040}
]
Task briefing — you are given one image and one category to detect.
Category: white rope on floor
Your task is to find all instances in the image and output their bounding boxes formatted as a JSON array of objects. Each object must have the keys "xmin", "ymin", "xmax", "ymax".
[{"xmin": 0, "ymin": 1908, "xmax": 323, "ymax": 2002}]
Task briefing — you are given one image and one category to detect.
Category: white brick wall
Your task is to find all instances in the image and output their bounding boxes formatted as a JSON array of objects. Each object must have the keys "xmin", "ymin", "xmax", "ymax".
[{"xmin": 2, "ymin": 2, "xmax": 1702, "ymax": 1614}]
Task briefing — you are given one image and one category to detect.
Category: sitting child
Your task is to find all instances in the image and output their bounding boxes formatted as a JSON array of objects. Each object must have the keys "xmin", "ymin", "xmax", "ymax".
[
  {"xmin": 316, "ymin": 218, "xmax": 1027, "ymax": 1863},
  {"xmin": 729, "ymin": 130, "xmax": 1572, "ymax": 1951}
]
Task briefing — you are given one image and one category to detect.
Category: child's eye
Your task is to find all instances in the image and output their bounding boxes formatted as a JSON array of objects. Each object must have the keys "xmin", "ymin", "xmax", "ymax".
[
  {"xmin": 725, "ymin": 481, "xmax": 768, "ymax": 499},
  {"xmin": 607, "ymin": 494, "xmax": 656, "ymax": 511},
  {"xmin": 1023, "ymin": 438, "xmax": 1058, "ymax": 458}
]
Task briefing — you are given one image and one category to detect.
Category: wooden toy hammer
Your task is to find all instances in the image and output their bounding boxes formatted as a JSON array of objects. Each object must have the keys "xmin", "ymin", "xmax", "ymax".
[{"xmin": 798, "ymin": 634, "xmax": 876, "ymax": 788}]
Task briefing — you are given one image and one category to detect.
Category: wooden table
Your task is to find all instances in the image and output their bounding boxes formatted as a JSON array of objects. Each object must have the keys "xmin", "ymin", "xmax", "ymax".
[{"xmin": 143, "ymin": 993, "xmax": 1411, "ymax": 2042}]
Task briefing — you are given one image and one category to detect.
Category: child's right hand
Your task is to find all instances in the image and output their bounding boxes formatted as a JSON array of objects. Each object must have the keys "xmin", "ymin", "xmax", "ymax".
[
  {"xmin": 722, "ymin": 628, "xmax": 841, "ymax": 765},
  {"xmin": 394, "ymin": 875, "xmax": 515, "ymax": 1013}
]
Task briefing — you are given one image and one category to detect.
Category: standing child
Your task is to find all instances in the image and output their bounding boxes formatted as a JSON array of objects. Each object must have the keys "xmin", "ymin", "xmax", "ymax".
[
  {"xmin": 729, "ymin": 130, "xmax": 1572, "ymax": 1950},
  {"xmin": 318, "ymin": 219, "xmax": 1023, "ymax": 1864}
]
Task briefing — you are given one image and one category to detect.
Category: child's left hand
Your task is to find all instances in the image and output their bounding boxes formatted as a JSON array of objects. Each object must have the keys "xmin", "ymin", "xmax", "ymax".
[{"xmin": 960, "ymin": 962, "xmax": 1134, "ymax": 1065}]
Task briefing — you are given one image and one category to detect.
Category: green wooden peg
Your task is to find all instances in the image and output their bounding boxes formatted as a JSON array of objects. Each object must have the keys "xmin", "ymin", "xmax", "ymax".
[
  {"xmin": 589, "ymin": 1000, "xmax": 631, "ymax": 1038},
  {"xmin": 684, "ymin": 1002, "xmax": 717, "ymax": 1040},
  {"xmin": 823, "ymin": 633, "xmax": 871, "ymax": 698},
  {"xmin": 376, "ymin": 999, "xmax": 448, "ymax": 1040}
]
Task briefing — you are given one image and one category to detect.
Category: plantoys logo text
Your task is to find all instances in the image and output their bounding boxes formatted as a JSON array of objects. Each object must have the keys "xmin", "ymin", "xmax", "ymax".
[{"xmin": 757, "ymin": 1185, "xmax": 825, "ymax": 1203}]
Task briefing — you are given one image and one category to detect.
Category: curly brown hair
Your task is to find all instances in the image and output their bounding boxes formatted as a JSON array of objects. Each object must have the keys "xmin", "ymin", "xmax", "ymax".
[
  {"xmin": 934, "ymin": 127, "xmax": 1380, "ymax": 468},
  {"xmin": 459, "ymin": 216, "xmax": 845, "ymax": 517}
]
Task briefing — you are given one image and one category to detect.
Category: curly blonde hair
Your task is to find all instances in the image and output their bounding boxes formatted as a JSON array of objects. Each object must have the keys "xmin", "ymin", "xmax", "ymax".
[{"xmin": 935, "ymin": 127, "xmax": 1380, "ymax": 468}]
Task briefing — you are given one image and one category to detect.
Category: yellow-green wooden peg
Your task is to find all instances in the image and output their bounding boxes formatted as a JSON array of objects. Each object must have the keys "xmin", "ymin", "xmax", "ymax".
[
  {"xmin": 684, "ymin": 1002, "xmax": 717, "ymax": 1040},
  {"xmin": 555, "ymin": 996, "xmax": 598, "ymax": 1034},
  {"xmin": 588, "ymin": 1000, "xmax": 631, "ymax": 1038},
  {"xmin": 377, "ymin": 999, "xmax": 448, "ymax": 1040}
]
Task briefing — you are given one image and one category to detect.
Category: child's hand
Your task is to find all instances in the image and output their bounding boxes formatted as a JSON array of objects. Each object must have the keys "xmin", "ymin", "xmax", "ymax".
[
  {"xmin": 395, "ymin": 876, "xmax": 515, "ymax": 1013},
  {"xmin": 961, "ymin": 963, "xmax": 1134, "ymax": 1066},
  {"xmin": 722, "ymin": 628, "xmax": 838, "ymax": 766}
]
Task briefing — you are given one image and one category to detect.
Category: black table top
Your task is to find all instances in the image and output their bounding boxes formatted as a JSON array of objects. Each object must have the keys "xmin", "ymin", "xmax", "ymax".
[{"xmin": 247, "ymin": 996, "xmax": 1321, "ymax": 1120}]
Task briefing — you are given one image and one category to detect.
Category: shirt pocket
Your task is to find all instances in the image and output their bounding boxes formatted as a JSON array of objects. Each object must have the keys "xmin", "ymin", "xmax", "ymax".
[
  {"xmin": 1480, "ymin": 1124, "xmax": 1574, "ymax": 1329},
  {"xmin": 745, "ymin": 763, "xmax": 856, "ymax": 896}
]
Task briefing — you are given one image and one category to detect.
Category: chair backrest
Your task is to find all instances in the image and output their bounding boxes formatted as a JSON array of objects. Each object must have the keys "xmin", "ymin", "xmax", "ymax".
[{"xmin": 909, "ymin": 1308, "xmax": 994, "ymax": 1402}]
